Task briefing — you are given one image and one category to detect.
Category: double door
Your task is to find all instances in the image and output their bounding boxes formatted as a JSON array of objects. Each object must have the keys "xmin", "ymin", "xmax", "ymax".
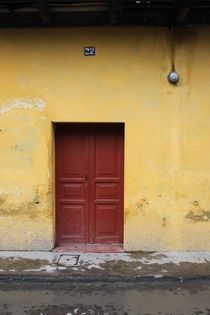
[{"xmin": 55, "ymin": 123, "xmax": 124, "ymax": 245}]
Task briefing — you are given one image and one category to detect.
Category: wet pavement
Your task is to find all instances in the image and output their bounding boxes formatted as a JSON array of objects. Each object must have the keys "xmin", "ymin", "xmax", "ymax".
[
  {"xmin": 1, "ymin": 280, "xmax": 210, "ymax": 315},
  {"xmin": 1, "ymin": 251, "xmax": 210, "ymax": 281}
]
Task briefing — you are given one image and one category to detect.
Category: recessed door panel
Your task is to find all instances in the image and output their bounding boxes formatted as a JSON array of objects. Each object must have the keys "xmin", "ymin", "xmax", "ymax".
[
  {"xmin": 55, "ymin": 124, "xmax": 124, "ymax": 246},
  {"xmin": 62, "ymin": 205, "xmax": 85, "ymax": 236},
  {"xmin": 95, "ymin": 183, "xmax": 120, "ymax": 199},
  {"xmin": 95, "ymin": 133, "xmax": 119, "ymax": 177},
  {"xmin": 61, "ymin": 183, "xmax": 85, "ymax": 200},
  {"xmin": 95, "ymin": 205, "xmax": 117, "ymax": 234},
  {"xmin": 63, "ymin": 133, "xmax": 85, "ymax": 177}
]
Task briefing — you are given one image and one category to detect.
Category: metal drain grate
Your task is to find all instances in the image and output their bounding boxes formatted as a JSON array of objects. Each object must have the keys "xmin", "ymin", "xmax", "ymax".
[{"xmin": 57, "ymin": 254, "xmax": 80, "ymax": 266}]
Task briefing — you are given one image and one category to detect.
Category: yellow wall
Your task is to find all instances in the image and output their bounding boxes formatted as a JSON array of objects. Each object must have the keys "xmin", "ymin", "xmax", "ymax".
[{"xmin": 0, "ymin": 27, "xmax": 210, "ymax": 250}]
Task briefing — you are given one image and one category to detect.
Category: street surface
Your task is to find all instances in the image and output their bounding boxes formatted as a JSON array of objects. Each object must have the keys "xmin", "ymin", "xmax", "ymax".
[{"xmin": 0, "ymin": 280, "xmax": 210, "ymax": 314}]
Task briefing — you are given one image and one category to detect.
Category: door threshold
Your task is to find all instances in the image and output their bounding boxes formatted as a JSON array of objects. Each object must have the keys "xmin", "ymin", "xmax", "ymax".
[{"xmin": 53, "ymin": 243, "xmax": 124, "ymax": 253}]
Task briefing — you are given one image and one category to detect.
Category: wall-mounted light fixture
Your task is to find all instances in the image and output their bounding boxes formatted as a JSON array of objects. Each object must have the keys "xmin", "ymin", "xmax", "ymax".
[
  {"xmin": 168, "ymin": 27, "xmax": 179, "ymax": 85},
  {"xmin": 168, "ymin": 70, "xmax": 179, "ymax": 84}
]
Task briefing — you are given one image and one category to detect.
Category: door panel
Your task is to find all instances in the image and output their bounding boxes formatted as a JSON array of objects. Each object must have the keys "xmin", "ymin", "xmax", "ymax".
[
  {"xmin": 95, "ymin": 183, "xmax": 120, "ymax": 199},
  {"xmin": 62, "ymin": 133, "xmax": 85, "ymax": 177},
  {"xmin": 95, "ymin": 133, "xmax": 118, "ymax": 177},
  {"xmin": 56, "ymin": 124, "xmax": 124, "ymax": 246},
  {"xmin": 95, "ymin": 205, "xmax": 118, "ymax": 234},
  {"xmin": 90, "ymin": 126, "xmax": 123, "ymax": 244},
  {"xmin": 56, "ymin": 126, "xmax": 89, "ymax": 244},
  {"xmin": 61, "ymin": 205, "xmax": 85, "ymax": 236},
  {"xmin": 61, "ymin": 183, "xmax": 85, "ymax": 200}
]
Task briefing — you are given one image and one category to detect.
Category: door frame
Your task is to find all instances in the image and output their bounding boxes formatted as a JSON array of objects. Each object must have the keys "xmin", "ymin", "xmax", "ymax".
[{"xmin": 53, "ymin": 122, "xmax": 125, "ymax": 248}]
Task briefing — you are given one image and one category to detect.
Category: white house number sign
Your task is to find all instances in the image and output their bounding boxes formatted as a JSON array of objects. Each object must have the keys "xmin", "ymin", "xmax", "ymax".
[{"xmin": 84, "ymin": 47, "xmax": 95, "ymax": 56}]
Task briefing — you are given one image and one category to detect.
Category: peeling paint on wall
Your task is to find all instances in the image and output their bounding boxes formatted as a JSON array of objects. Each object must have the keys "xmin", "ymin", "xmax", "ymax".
[
  {"xmin": 185, "ymin": 201, "xmax": 210, "ymax": 222},
  {"xmin": 0, "ymin": 97, "xmax": 45, "ymax": 114}
]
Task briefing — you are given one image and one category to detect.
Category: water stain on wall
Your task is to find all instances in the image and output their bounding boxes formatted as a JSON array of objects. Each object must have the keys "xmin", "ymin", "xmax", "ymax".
[
  {"xmin": 0, "ymin": 195, "xmax": 6, "ymax": 206},
  {"xmin": 10, "ymin": 145, "xmax": 24, "ymax": 151},
  {"xmin": 162, "ymin": 217, "xmax": 167, "ymax": 227},
  {"xmin": 0, "ymin": 189, "xmax": 45, "ymax": 219},
  {"xmin": 136, "ymin": 197, "xmax": 150, "ymax": 210},
  {"xmin": 125, "ymin": 196, "xmax": 150, "ymax": 224},
  {"xmin": 185, "ymin": 201, "xmax": 210, "ymax": 223}
]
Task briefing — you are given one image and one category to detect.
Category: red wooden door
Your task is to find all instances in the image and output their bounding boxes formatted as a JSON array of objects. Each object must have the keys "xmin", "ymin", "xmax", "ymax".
[{"xmin": 55, "ymin": 124, "xmax": 124, "ymax": 245}]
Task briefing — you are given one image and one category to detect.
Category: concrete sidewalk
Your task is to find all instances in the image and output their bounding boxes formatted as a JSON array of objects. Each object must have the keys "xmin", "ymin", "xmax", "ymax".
[{"xmin": 1, "ymin": 251, "xmax": 210, "ymax": 283}]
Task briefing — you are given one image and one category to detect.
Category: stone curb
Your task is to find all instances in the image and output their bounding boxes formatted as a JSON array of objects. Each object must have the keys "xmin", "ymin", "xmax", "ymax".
[{"xmin": 1, "ymin": 272, "xmax": 210, "ymax": 284}]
